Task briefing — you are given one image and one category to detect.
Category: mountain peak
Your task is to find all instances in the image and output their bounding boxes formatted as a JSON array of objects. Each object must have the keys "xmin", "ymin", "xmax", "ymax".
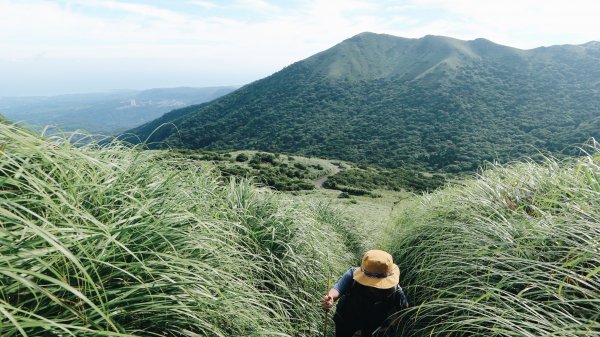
[
  {"xmin": 583, "ymin": 41, "xmax": 600, "ymax": 48},
  {"xmin": 125, "ymin": 33, "xmax": 599, "ymax": 172},
  {"xmin": 302, "ymin": 33, "xmax": 478, "ymax": 81},
  {"xmin": 351, "ymin": 31, "xmax": 379, "ymax": 38}
]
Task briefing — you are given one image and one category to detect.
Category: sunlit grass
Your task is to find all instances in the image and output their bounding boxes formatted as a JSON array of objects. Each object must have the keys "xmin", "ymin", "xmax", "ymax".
[
  {"xmin": 387, "ymin": 144, "xmax": 600, "ymax": 336},
  {"xmin": 292, "ymin": 187, "xmax": 411, "ymax": 253},
  {"xmin": 5, "ymin": 119, "xmax": 596, "ymax": 336},
  {"xmin": 0, "ymin": 122, "xmax": 354, "ymax": 336}
]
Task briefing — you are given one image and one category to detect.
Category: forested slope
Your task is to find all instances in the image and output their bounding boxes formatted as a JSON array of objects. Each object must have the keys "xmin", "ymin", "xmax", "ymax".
[{"xmin": 126, "ymin": 33, "xmax": 600, "ymax": 172}]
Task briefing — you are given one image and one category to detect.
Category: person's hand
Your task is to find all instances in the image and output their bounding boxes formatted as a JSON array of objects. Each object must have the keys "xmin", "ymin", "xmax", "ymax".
[{"xmin": 321, "ymin": 294, "xmax": 334, "ymax": 311}]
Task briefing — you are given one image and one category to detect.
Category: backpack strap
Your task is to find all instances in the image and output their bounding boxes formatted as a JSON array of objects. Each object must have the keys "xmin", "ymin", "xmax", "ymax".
[{"xmin": 395, "ymin": 285, "xmax": 409, "ymax": 309}]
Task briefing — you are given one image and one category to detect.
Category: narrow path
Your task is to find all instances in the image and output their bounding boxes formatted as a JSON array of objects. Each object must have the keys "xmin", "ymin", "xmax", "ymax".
[
  {"xmin": 314, "ymin": 167, "xmax": 341, "ymax": 187},
  {"xmin": 314, "ymin": 176, "xmax": 328, "ymax": 187}
]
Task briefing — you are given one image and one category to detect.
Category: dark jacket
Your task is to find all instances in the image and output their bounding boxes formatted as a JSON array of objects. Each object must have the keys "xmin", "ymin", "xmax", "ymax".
[{"xmin": 334, "ymin": 280, "xmax": 408, "ymax": 336}]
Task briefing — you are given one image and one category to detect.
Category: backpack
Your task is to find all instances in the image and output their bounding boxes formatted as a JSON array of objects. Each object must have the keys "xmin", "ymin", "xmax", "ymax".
[{"xmin": 334, "ymin": 280, "xmax": 409, "ymax": 334}]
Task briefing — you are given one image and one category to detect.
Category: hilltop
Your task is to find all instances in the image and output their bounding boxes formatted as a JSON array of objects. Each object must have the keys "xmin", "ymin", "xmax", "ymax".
[{"xmin": 125, "ymin": 32, "xmax": 600, "ymax": 172}]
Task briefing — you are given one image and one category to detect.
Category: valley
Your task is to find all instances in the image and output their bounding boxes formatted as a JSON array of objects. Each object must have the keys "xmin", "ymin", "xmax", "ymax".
[{"xmin": 0, "ymin": 86, "xmax": 236, "ymax": 135}]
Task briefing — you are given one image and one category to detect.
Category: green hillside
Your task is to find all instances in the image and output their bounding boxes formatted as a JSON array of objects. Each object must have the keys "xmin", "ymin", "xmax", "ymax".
[
  {"xmin": 0, "ymin": 122, "xmax": 358, "ymax": 336},
  {"xmin": 165, "ymin": 149, "xmax": 447, "ymax": 194},
  {"xmin": 125, "ymin": 33, "xmax": 600, "ymax": 172}
]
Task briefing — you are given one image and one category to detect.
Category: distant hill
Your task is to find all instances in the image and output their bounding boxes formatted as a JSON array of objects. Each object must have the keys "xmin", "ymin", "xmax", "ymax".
[
  {"xmin": 0, "ymin": 86, "xmax": 236, "ymax": 135},
  {"xmin": 125, "ymin": 33, "xmax": 600, "ymax": 172}
]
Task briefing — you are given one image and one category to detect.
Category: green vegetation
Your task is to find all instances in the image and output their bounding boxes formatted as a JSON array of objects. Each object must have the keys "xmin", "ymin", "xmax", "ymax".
[
  {"xmin": 164, "ymin": 149, "xmax": 333, "ymax": 191},
  {"xmin": 0, "ymin": 122, "xmax": 359, "ymax": 336},
  {"xmin": 324, "ymin": 167, "xmax": 446, "ymax": 193},
  {"xmin": 386, "ymin": 145, "xmax": 600, "ymax": 336},
  {"xmin": 2, "ymin": 118, "xmax": 599, "ymax": 336},
  {"xmin": 293, "ymin": 187, "xmax": 410, "ymax": 251},
  {"xmin": 235, "ymin": 152, "xmax": 249, "ymax": 162},
  {"xmin": 125, "ymin": 33, "xmax": 600, "ymax": 173},
  {"xmin": 158, "ymin": 149, "xmax": 446, "ymax": 194}
]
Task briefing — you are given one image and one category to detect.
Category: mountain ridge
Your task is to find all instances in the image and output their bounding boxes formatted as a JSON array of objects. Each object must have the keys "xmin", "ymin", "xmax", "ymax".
[{"xmin": 125, "ymin": 33, "xmax": 600, "ymax": 172}]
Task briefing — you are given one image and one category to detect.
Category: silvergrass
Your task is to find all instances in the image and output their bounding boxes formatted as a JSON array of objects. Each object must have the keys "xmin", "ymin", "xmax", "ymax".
[
  {"xmin": 0, "ymin": 123, "xmax": 353, "ymax": 336},
  {"xmin": 387, "ymin": 143, "xmax": 600, "ymax": 336}
]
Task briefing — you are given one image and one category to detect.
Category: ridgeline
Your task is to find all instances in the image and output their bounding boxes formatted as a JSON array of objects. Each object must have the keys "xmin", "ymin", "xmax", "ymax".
[
  {"xmin": 125, "ymin": 33, "xmax": 600, "ymax": 172},
  {"xmin": 1, "ymin": 86, "xmax": 236, "ymax": 135}
]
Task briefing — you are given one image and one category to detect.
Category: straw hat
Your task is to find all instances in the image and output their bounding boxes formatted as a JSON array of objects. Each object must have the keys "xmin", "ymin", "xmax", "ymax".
[{"xmin": 353, "ymin": 250, "xmax": 400, "ymax": 289}]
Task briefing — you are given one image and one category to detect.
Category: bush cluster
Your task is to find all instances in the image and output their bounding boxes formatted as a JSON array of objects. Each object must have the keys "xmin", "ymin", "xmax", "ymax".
[
  {"xmin": 222, "ymin": 152, "xmax": 321, "ymax": 191},
  {"xmin": 325, "ymin": 167, "xmax": 446, "ymax": 194}
]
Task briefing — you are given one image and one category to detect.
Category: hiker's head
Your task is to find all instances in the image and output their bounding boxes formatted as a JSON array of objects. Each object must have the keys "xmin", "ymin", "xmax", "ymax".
[{"xmin": 353, "ymin": 250, "xmax": 399, "ymax": 289}]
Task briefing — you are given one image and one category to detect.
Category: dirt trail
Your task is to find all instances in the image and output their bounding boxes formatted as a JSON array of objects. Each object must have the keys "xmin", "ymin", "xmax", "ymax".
[{"xmin": 314, "ymin": 167, "xmax": 341, "ymax": 187}]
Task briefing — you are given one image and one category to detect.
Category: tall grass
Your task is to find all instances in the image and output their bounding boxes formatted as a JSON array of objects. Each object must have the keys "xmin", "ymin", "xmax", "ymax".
[
  {"xmin": 387, "ymin": 145, "xmax": 600, "ymax": 336},
  {"xmin": 0, "ymin": 122, "xmax": 354, "ymax": 336}
]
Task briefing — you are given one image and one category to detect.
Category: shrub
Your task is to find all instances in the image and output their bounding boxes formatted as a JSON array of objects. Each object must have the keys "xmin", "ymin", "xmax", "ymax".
[
  {"xmin": 338, "ymin": 191, "xmax": 351, "ymax": 198},
  {"xmin": 250, "ymin": 152, "xmax": 276, "ymax": 164},
  {"xmin": 235, "ymin": 152, "xmax": 249, "ymax": 162},
  {"xmin": 293, "ymin": 162, "xmax": 307, "ymax": 170}
]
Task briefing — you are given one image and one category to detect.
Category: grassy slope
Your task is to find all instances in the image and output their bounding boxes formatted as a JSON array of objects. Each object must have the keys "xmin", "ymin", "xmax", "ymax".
[
  {"xmin": 167, "ymin": 150, "xmax": 338, "ymax": 191},
  {"xmin": 3, "ymin": 120, "xmax": 599, "ymax": 336},
  {"xmin": 386, "ymin": 145, "xmax": 600, "ymax": 336},
  {"xmin": 0, "ymin": 123, "xmax": 359, "ymax": 337},
  {"xmin": 294, "ymin": 188, "xmax": 412, "ymax": 252},
  {"xmin": 158, "ymin": 149, "xmax": 422, "ymax": 256},
  {"xmin": 160, "ymin": 150, "xmax": 430, "ymax": 249},
  {"xmin": 161, "ymin": 149, "xmax": 446, "ymax": 195}
]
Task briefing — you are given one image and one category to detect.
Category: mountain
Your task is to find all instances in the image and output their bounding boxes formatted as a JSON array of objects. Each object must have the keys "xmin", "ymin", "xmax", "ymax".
[
  {"xmin": 0, "ymin": 86, "xmax": 236, "ymax": 135},
  {"xmin": 125, "ymin": 33, "xmax": 600, "ymax": 172}
]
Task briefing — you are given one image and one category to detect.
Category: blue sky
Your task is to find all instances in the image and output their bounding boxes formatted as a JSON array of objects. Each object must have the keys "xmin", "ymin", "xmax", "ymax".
[{"xmin": 1, "ymin": 0, "xmax": 599, "ymax": 96}]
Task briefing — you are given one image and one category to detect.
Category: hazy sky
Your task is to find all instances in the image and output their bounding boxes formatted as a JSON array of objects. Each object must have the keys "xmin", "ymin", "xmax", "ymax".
[{"xmin": 1, "ymin": 0, "xmax": 599, "ymax": 96}]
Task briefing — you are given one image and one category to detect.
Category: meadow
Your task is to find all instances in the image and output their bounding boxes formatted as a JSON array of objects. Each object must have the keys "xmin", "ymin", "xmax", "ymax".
[
  {"xmin": 1, "ymin": 121, "xmax": 599, "ymax": 336},
  {"xmin": 0, "ymin": 123, "xmax": 359, "ymax": 336},
  {"xmin": 386, "ymin": 144, "xmax": 600, "ymax": 336}
]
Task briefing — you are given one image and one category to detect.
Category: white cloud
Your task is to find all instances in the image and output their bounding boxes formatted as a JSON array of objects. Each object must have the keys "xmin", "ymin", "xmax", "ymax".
[
  {"xmin": 235, "ymin": 0, "xmax": 279, "ymax": 12},
  {"xmin": 187, "ymin": 1, "xmax": 220, "ymax": 10},
  {"xmin": 1, "ymin": 0, "xmax": 599, "ymax": 95},
  {"xmin": 73, "ymin": 0, "xmax": 188, "ymax": 22},
  {"xmin": 0, "ymin": 0, "xmax": 383, "ymax": 63},
  {"xmin": 401, "ymin": 0, "xmax": 600, "ymax": 47}
]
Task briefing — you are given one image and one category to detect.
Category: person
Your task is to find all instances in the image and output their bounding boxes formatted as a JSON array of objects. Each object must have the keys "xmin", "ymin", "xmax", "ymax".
[{"xmin": 321, "ymin": 250, "xmax": 408, "ymax": 337}]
